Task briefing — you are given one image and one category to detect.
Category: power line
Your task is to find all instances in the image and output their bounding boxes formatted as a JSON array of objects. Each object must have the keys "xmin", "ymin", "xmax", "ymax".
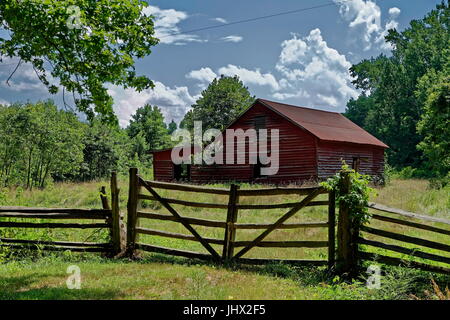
[{"xmin": 159, "ymin": 0, "xmax": 362, "ymax": 39}]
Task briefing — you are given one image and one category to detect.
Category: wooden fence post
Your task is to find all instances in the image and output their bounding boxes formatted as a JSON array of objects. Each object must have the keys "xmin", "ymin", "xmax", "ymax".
[
  {"xmin": 126, "ymin": 168, "xmax": 140, "ymax": 257},
  {"xmin": 328, "ymin": 190, "xmax": 336, "ymax": 270},
  {"xmin": 110, "ymin": 171, "xmax": 122, "ymax": 256},
  {"xmin": 100, "ymin": 186, "xmax": 110, "ymax": 210},
  {"xmin": 336, "ymin": 171, "xmax": 359, "ymax": 275},
  {"xmin": 223, "ymin": 184, "xmax": 239, "ymax": 260}
]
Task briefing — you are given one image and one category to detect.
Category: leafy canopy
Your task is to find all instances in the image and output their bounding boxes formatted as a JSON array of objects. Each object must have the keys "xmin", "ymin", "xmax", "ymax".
[
  {"xmin": 181, "ymin": 75, "xmax": 255, "ymax": 131},
  {"xmin": 0, "ymin": 0, "xmax": 158, "ymax": 123},
  {"xmin": 345, "ymin": 1, "xmax": 449, "ymax": 174}
]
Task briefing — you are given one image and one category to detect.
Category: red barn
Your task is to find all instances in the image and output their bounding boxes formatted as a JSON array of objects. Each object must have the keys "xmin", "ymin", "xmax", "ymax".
[{"xmin": 152, "ymin": 98, "xmax": 388, "ymax": 184}]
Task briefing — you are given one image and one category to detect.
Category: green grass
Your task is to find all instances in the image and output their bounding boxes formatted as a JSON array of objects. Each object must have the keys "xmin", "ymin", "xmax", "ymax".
[{"xmin": 0, "ymin": 177, "xmax": 449, "ymax": 299}]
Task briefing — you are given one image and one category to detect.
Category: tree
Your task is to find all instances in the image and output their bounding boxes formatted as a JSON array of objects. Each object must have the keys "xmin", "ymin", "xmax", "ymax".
[
  {"xmin": 181, "ymin": 75, "xmax": 255, "ymax": 131},
  {"xmin": 0, "ymin": 101, "xmax": 84, "ymax": 188},
  {"xmin": 167, "ymin": 120, "xmax": 177, "ymax": 135},
  {"xmin": 77, "ymin": 118, "xmax": 131, "ymax": 181},
  {"xmin": 0, "ymin": 0, "xmax": 158, "ymax": 123},
  {"xmin": 127, "ymin": 104, "xmax": 170, "ymax": 154},
  {"xmin": 346, "ymin": 2, "xmax": 449, "ymax": 171},
  {"xmin": 416, "ymin": 69, "xmax": 450, "ymax": 184}
]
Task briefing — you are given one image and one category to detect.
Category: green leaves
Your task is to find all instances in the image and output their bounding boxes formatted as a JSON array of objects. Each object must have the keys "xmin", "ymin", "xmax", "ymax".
[
  {"xmin": 0, "ymin": 0, "xmax": 158, "ymax": 122},
  {"xmin": 321, "ymin": 163, "xmax": 375, "ymax": 227},
  {"xmin": 345, "ymin": 2, "xmax": 449, "ymax": 176},
  {"xmin": 181, "ymin": 75, "xmax": 255, "ymax": 132}
]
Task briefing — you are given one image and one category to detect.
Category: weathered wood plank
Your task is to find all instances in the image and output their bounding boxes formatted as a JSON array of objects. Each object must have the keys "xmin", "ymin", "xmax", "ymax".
[
  {"xmin": 138, "ymin": 194, "xmax": 228, "ymax": 209},
  {"xmin": 234, "ymin": 222, "xmax": 328, "ymax": 229},
  {"xmin": 141, "ymin": 180, "xmax": 229, "ymax": 195},
  {"xmin": 235, "ymin": 257, "xmax": 328, "ymax": 266},
  {"xmin": 223, "ymin": 184, "xmax": 239, "ymax": 259},
  {"xmin": 111, "ymin": 171, "xmax": 122, "ymax": 254},
  {"xmin": 371, "ymin": 214, "xmax": 450, "ymax": 236},
  {"xmin": 0, "ymin": 212, "xmax": 110, "ymax": 219},
  {"xmin": 233, "ymin": 240, "xmax": 328, "ymax": 248},
  {"xmin": 368, "ymin": 202, "xmax": 450, "ymax": 226},
  {"xmin": 136, "ymin": 243, "xmax": 214, "ymax": 261},
  {"xmin": 136, "ymin": 243, "xmax": 328, "ymax": 266},
  {"xmin": 237, "ymin": 187, "xmax": 327, "ymax": 196},
  {"xmin": 236, "ymin": 200, "xmax": 328, "ymax": 210},
  {"xmin": 127, "ymin": 168, "xmax": 141, "ymax": 255},
  {"xmin": 137, "ymin": 212, "xmax": 226, "ymax": 228},
  {"xmin": 361, "ymin": 226, "xmax": 450, "ymax": 252},
  {"xmin": 359, "ymin": 251, "xmax": 450, "ymax": 275},
  {"xmin": 0, "ymin": 222, "xmax": 109, "ymax": 229},
  {"xmin": 0, "ymin": 243, "xmax": 108, "ymax": 252},
  {"xmin": 135, "ymin": 227, "xmax": 224, "ymax": 245},
  {"xmin": 0, "ymin": 207, "xmax": 111, "ymax": 215},
  {"xmin": 0, "ymin": 238, "xmax": 110, "ymax": 248},
  {"xmin": 328, "ymin": 190, "xmax": 336, "ymax": 269},
  {"xmin": 357, "ymin": 237, "xmax": 450, "ymax": 265}
]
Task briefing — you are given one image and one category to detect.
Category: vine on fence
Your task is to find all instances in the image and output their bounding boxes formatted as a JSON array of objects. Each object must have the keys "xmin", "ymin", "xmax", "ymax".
[{"xmin": 320, "ymin": 163, "xmax": 375, "ymax": 229}]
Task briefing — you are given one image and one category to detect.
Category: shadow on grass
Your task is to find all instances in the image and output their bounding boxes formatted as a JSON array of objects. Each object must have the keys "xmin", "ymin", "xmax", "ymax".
[
  {"xmin": 0, "ymin": 274, "xmax": 123, "ymax": 300},
  {"xmin": 137, "ymin": 252, "xmax": 334, "ymax": 286}
]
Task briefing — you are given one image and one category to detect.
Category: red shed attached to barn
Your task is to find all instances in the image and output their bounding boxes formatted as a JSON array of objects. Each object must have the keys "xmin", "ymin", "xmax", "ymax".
[{"xmin": 152, "ymin": 98, "xmax": 388, "ymax": 184}]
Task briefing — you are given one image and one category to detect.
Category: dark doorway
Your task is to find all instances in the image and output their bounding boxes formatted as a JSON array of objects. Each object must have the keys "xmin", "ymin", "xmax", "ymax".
[{"xmin": 174, "ymin": 164, "xmax": 191, "ymax": 181}]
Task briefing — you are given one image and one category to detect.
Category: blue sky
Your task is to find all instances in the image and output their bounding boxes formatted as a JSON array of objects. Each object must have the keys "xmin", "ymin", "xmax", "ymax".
[{"xmin": 0, "ymin": 0, "xmax": 442, "ymax": 127}]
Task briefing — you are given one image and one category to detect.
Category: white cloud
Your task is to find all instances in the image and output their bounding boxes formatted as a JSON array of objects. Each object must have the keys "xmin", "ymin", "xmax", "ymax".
[
  {"xmin": 0, "ymin": 98, "xmax": 9, "ymax": 106},
  {"xmin": 143, "ymin": 5, "xmax": 205, "ymax": 45},
  {"xmin": 212, "ymin": 17, "xmax": 227, "ymax": 24},
  {"xmin": 109, "ymin": 81, "xmax": 197, "ymax": 127},
  {"xmin": 274, "ymin": 28, "xmax": 358, "ymax": 109},
  {"xmin": 218, "ymin": 64, "xmax": 280, "ymax": 91},
  {"xmin": 220, "ymin": 35, "xmax": 243, "ymax": 43},
  {"xmin": 0, "ymin": 58, "xmax": 49, "ymax": 92},
  {"xmin": 333, "ymin": 0, "xmax": 400, "ymax": 51},
  {"xmin": 388, "ymin": 7, "xmax": 401, "ymax": 18},
  {"xmin": 186, "ymin": 67, "xmax": 217, "ymax": 83}
]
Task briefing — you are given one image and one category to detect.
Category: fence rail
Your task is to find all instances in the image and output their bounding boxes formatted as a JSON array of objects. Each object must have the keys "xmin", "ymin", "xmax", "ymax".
[
  {"xmin": 1, "ymin": 168, "xmax": 449, "ymax": 276},
  {"xmin": 354, "ymin": 200, "xmax": 450, "ymax": 275},
  {"xmin": 0, "ymin": 173, "xmax": 124, "ymax": 256},
  {"xmin": 127, "ymin": 168, "xmax": 333, "ymax": 267}
]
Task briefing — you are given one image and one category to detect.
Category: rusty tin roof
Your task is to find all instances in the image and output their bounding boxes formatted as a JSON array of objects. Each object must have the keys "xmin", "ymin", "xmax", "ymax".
[{"xmin": 258, "ymin": 98, "xmax": 388, "ymax": 148}]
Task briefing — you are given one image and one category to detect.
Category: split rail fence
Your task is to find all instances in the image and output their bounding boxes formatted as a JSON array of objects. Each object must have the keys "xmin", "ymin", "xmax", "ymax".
[
  {"xmin": 0, "ymin": 168, "xmax": 449, "ymax": 276},
  {"xmin": 0, "ymin": 173, "xmax": 123, "ymax": 255},
  {"xmin": 127, "ymin": 168, "xmax": 336, "ymax": 267}
]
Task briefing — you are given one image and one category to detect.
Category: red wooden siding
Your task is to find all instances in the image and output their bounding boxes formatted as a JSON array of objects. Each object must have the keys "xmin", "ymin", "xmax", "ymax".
[
  {"xmin": 317, "ymin": 141, "xmax": 384, "ymax": 179},
  {"xmin": 152, "ymin": 149, "xmax": 173, "ymax": 181}
]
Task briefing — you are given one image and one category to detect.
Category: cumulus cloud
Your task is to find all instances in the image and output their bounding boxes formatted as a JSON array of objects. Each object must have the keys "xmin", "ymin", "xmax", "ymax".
[
  {"xmin": 220, "ymin": 35, "xmax": 243, "ymax": 43},
  {"xmin": 143, "ymin": 5, "xmax": 205, "ymax": 45},
  {"xmin": 274, "ymin": 28, "xmax": 358, "ymax": 109},
  {"xmin": 218, "ymin": 64, "xmax": 280, "ymax": 91},
  {"xmin": 109, "ymin": 81, "xmax": 197, "ymax": 127},
  {"xmin": 0, "ymin": 98, "xmax": 9, "ymax": 106},
  {"xmin": 186, "ymin": 67, "xmax": 217, "ymax": 84},
  {"xmin": 333, "ymin": 0, "xmax": 400, "ymax": 50}
]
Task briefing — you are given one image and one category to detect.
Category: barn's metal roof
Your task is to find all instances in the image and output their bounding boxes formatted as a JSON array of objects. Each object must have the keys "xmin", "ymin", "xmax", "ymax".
[{"xmin": 258, "ymin": 99, "xmax": 388, "ymax": 148}]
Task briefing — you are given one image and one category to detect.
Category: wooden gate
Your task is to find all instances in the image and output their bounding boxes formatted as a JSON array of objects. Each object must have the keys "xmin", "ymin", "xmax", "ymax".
[{"xmin": 126, "ymin": 168, "xmax": 336, "ymax": 266}]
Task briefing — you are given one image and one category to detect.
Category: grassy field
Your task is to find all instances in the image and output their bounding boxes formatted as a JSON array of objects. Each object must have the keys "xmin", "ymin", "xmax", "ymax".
[{"xmin": 0, "ymin": 176, "xmax": 449, "ymax": 300}]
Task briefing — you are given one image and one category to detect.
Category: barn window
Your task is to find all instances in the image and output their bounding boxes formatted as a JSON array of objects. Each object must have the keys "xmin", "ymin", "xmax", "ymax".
[{"xmin": 254, "ymin": 116, "xmax": 266, "ymax": 130}]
